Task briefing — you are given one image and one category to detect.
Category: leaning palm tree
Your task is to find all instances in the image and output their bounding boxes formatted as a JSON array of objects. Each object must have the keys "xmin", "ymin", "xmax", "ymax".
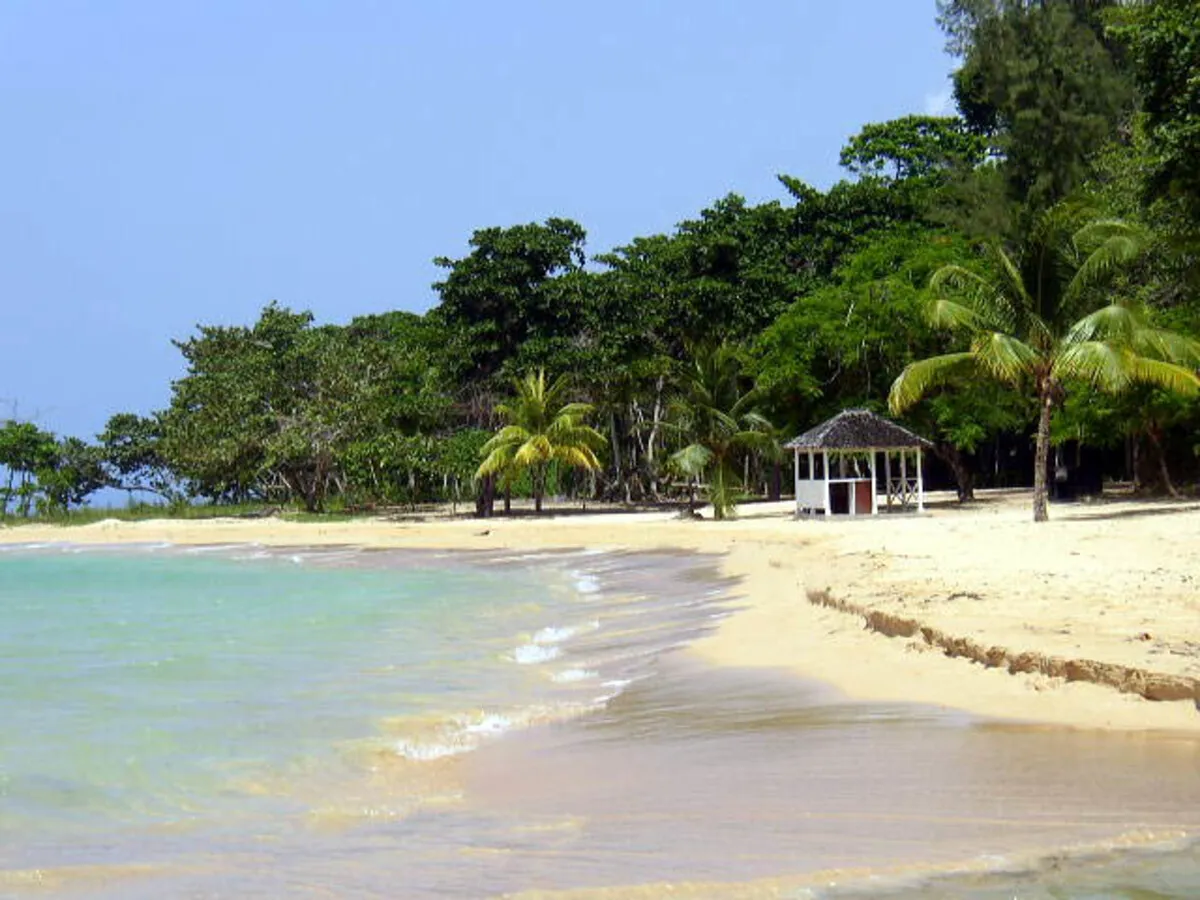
[
  {"xmin": 670, "ymin": 343, "xmax": 777, "ymax": 520},
  {"xmin": 476, "ymin": 370, "xmax": 605, "ymax": 514},
  {"xmin": 889, "ymin": 207, "xmax": 1200, "ymax": 522}
]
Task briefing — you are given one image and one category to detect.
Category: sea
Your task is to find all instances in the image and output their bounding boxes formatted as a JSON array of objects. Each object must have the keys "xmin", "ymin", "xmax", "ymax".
[{"xmin": 1, "ymin": 541, "xmax": 1199, "ymax": 899}]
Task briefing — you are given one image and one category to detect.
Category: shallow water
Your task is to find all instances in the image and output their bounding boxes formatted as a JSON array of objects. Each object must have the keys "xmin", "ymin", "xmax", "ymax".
[{"xmin": 1, "ymin": 542, "xmax": 1199, "ymax": 898}]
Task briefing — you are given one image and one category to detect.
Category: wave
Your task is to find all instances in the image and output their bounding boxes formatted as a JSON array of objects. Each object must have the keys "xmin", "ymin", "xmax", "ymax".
[
  {"xmin": 511, "ymin": 643, "xmax": 562, "ymax": 664},
  {"xmin": 391, "ymin": 703, "xmax": 602, "ymax": 762}
]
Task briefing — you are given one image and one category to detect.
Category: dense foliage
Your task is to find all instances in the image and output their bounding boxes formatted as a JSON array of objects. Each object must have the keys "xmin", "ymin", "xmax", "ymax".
[{"xmin": 5, "ymin": 1, "xmax": 1200, "ymax": 520}]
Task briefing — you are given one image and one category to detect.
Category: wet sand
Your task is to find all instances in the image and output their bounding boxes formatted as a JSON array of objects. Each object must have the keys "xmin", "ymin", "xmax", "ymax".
[{"xmin": 474, "ymin": 658, "xmax": 1200, "ymax": 897}]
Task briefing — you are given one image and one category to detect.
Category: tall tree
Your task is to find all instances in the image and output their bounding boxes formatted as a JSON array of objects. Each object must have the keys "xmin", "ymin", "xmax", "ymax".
[
  {"xmin": 839, "ymin": 115, "xmax": 988, "ymax": 183},
  {"xmin": 889, "ymin": 207, "xmax": 1200, "ymax": 521},
  {"xmin": 944, "ymin": 0, "xmax": 1135, "ymax": 214},
  {"xmin": 1110, "ymin": 0, "xmax": 1200, "ymax": 222},
  {"xmin": 432, "ymin": 218, "xmax": 589, "ymax": 391}
]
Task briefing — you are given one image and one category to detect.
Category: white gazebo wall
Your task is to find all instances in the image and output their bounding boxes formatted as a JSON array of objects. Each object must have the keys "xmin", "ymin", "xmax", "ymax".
[{"xmin": 792, "ymin": 446, "xmax": 925, "ymax": 517}]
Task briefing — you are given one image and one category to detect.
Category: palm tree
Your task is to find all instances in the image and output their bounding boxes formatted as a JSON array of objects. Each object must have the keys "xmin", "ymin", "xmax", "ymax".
[
  {"xmin": 889, "ymin": 207, "xmax": 1200, "ymax": 522},
  {"xmin": 476, "ymin": 370, "xmax": 605, "ymax": 514},
  {"xmin": 670, "ymin": 344, "xmax": 777, "ymax": 520}
]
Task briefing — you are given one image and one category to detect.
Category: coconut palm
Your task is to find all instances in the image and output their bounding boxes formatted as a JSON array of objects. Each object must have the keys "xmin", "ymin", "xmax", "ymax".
[
  {"xmin": 889, "ymin": 207, "xmax": 1200, "ymax": 522},
  {"xmin": 476, "ymin": 370, "xmax": 605, "ymax": 514},
  {"xmin": 670, "ymin": 343, "xmax": 777, "ymax": 520}
]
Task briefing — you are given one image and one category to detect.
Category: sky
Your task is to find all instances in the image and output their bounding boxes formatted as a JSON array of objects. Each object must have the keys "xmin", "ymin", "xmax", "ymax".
[{"xmin": 0, "ymin": 1, "xmax": 955, "ymax": 441}]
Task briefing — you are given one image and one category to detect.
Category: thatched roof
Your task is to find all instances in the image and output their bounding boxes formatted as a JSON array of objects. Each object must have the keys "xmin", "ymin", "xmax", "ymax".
[{"xmin": 784, "ymin": 409, "xmax": 931, "ymax": 451}]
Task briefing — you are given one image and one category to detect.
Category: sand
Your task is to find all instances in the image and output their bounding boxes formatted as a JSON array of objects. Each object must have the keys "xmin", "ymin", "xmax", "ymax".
[{"xmin": 4, "ymin": 489, "xmax": 1199, "ymax": 732}]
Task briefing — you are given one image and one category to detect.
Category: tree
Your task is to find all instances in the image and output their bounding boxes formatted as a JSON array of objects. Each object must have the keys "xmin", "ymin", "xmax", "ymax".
[
  {"xmin": 476, "ymin": 371, "xmax": 605, "ymax": 514},
  {"xmin": 1110, "ymin": 0, "xmax": 1200, "ymax": 222},
  {"xmin": 945, "ymin": 0, "xmax": 1135, "ymax": 214},
  {"xmin": 0, "ymin": 421, "xmax": 58, "ymax": 516},
  {"xmin": 432, "ymin": 219, "xmax": 590, "ymax": 390},
  {"xmin": 670, "ymin": 344, "xmax": 777, "ymax": 520},
  {"xmin": 889, "ymin": 207, "xmax": 1200, "ymax": 521},
  {"xmin": 37, "ymin": 437, "xmax": 106, "ymax": 512},
  {"xmin": 840, "ymin": 115, "xmax": 989, "ymax": 182},
  {"xmin": 99, "ymin": 413, "xmax": 182, "ymax": 503}
]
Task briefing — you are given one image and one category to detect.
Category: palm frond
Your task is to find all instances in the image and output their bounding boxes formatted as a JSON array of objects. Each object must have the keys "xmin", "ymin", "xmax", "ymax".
[
  {"xmin": 887, "ymin": 352, "xmax": 978, "ymax": 414},
  {"xmin": 1133, "ymin": 328, "xmax": 1200, "ymax": 367},
  {"xmin": 479, "ymin": 426, "xmax": 532, "ymax": 455},
  {"xmin": 552, "ymin": 445, "xmax": 602, "ymax": 471},
  {"xmin": 1053, "ymin": 341, "xmax": 1135, "ymax": 392},
  {"xmin": 930, "ymin": 297, "xmax": 983, "ymax": 331},
  {"xmin": 1065, "ymin": 303, "xmax": 1141, "ymax": 346},
  {"xmin": 476, "ymin": 445, "xmax": 517, "ymax": 478},
  {"xmin": 988, "ymin": 244, "xmax": 1033, "ymax": 315},
  {"xmin": 730, "ymin": 429, "xmax": 780, "ymax": 455},
  {"xmin": 971, "ymin": 333, "xmax": 1039, "ymax": 385},
  {"xmin": 670, "ymin": 443, "xmax": 712, "ymax": 477},
  {"xmin": 513, "ymin": 434, "xmax": 554, "ymax": 467},
  {"xmin": 1127, "ymin": 356, "xmax": 1200, "ymax": 396},
  {"xmin": 1065, "ymin": 221, "xmax": 1145, "ymax": 304}
]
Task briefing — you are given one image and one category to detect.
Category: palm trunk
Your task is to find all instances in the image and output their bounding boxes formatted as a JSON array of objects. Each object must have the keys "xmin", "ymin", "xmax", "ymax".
[
  {"xmin": 1145, "ymin": 426, "xmax": 1181, "ymax": 498},
  {"xmin": 1032, "ymin": 389, "xmax": 1053, "ymax": 523},
  {"xmin": 535, "ymin": 465, "xmax": 544, "ymax": 514}
]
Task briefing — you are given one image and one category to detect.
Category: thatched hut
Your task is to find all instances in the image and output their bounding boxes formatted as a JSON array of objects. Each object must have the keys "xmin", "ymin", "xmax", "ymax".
[{"xmin": 785, "ymin": 409, "xmax": 931, "ymax": 517}]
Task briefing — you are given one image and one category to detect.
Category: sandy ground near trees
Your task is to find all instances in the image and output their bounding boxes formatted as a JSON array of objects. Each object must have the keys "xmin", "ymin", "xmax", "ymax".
[{"xmin": 4, "ymin": 489, "xmax": 1199, "ymax": 731}]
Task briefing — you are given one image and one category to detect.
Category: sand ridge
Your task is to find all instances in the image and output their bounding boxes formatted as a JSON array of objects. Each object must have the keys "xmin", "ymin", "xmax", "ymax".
[{"xmin": 4, "ymin": 489, "xmax": 1199, "ymax": 732}]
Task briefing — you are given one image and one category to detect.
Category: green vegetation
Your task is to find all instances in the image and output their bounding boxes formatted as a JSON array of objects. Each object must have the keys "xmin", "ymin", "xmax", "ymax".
[
  {"xmin": 4, "ymin": 2, "xmax": 1200, "ymax": 523},
  {"xmin": 476, "ymin": 371, "xmax": 605, "ymax": 515},
  {"xmin": 889, "ymin": 206, "xmax": 1200, "ymax": 520}
]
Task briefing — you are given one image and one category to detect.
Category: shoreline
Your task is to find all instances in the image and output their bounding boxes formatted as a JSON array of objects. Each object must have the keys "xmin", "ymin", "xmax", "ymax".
[{"xmin": 4, "ymin": 489, "xmax": 1200, "ymax": 733}]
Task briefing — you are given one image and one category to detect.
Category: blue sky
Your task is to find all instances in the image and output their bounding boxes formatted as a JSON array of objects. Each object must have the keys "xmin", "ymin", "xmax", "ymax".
[{"xmin": 0, "ymin": 1, "xmax": 954, "ymax": 440}]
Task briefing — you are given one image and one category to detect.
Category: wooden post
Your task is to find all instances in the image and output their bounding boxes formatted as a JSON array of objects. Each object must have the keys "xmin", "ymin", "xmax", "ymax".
[
  {"xmin": 884, "ymin": 451, "xmax": 892, "ymax": 508},
  {"xmin": 916, "ymin": 447, "xmax": 925, "ymax": 512},
  {"xmin": 900, "ymin": 451, "xmax": 908, "ymax": 507},
  {"xmin": 869, "ymin": 449, "xmax": 878, "ymax": 515},
  {"xmin": 822, "ymin": 450, "xmax": 831, "ymax": 519},
  {"xmin": 808, "ymin": 450, "xmax": 815, "ymax": 515},
  {"xmin": 848, "ymin": 454, "xmax": 856, "ymax": 517},
  {"xmin": 793, "ymin": 448, "xmax": 800, "ymax": 518}
]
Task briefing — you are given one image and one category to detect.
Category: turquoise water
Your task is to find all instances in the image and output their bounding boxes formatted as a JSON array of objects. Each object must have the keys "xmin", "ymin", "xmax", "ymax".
[
  {"xmin": 1, "ymin": 542, "xmax": 1199, "ymax": 899},
  {"xmin": 0, "ymin": 545, "xmax": 597, "ymax": 854}
]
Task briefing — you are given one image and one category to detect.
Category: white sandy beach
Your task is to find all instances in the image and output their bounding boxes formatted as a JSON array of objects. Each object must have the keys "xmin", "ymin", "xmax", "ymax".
[{"xmin": 4, "ymin": 489, "xmax": 1199, "ymax": 732}]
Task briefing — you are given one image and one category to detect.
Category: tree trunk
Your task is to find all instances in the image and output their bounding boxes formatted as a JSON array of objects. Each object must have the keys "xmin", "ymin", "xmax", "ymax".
[
  {"xmin": 647, "ymin": 377, "xmax": 664, "ymax": 500},
  {"xmin": 1145, "ymin": 426, "xmax": 1181, "ymax": 498},
  {"xmin": 3, "ymin": 467, "xmax": 14, "ymax": 516},
  {"xmin": 768, "ymin": 460, "xmax": 782, "ymax": 502},
  {"xmin": 534, "ymin": 465, "xmax": 544, "ymax": 514},
  {"xmin": 934, "ymin": 442, "xmax": 975, "ymax": 502},
  {"xmin": 504, "ymin": 483, "xmax": 512, "ymax": 515},
  {"xmin": 1032, "ymin": 389, "xmax": 1053, "ymax": 522},
  {"xmin": 475, "ymin": 473, "xmax": 494, "ymax": 518}
]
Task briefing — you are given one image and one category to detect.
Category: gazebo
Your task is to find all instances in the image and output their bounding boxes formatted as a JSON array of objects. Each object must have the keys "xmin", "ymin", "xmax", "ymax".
[{"xmin": 785, "ymin": 409, "xmax": 931, "ymax": 517}]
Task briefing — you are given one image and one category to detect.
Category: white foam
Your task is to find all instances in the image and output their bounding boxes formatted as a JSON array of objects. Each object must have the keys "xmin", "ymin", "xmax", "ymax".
[
  {"xmin": 573, "ymin": 574, "xmax": 601, "ymax": 594},
  {"xmin": 394, "ymin": 739, "xmax": 473, "ymax": 761},
  {"xmin": 601, "ymin": 678, "xmax": 633, "ymax": 690},
  {"xmin": 511, "ymin": 643, "xmax": 561, "ymax": 664},
  {"xmin": 551, "ymin": 668, "xmax": 599, "ymax": 683},
  {"xmin": 462, "ymin": 713, "xmax": 515, "ymax": 735}
]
